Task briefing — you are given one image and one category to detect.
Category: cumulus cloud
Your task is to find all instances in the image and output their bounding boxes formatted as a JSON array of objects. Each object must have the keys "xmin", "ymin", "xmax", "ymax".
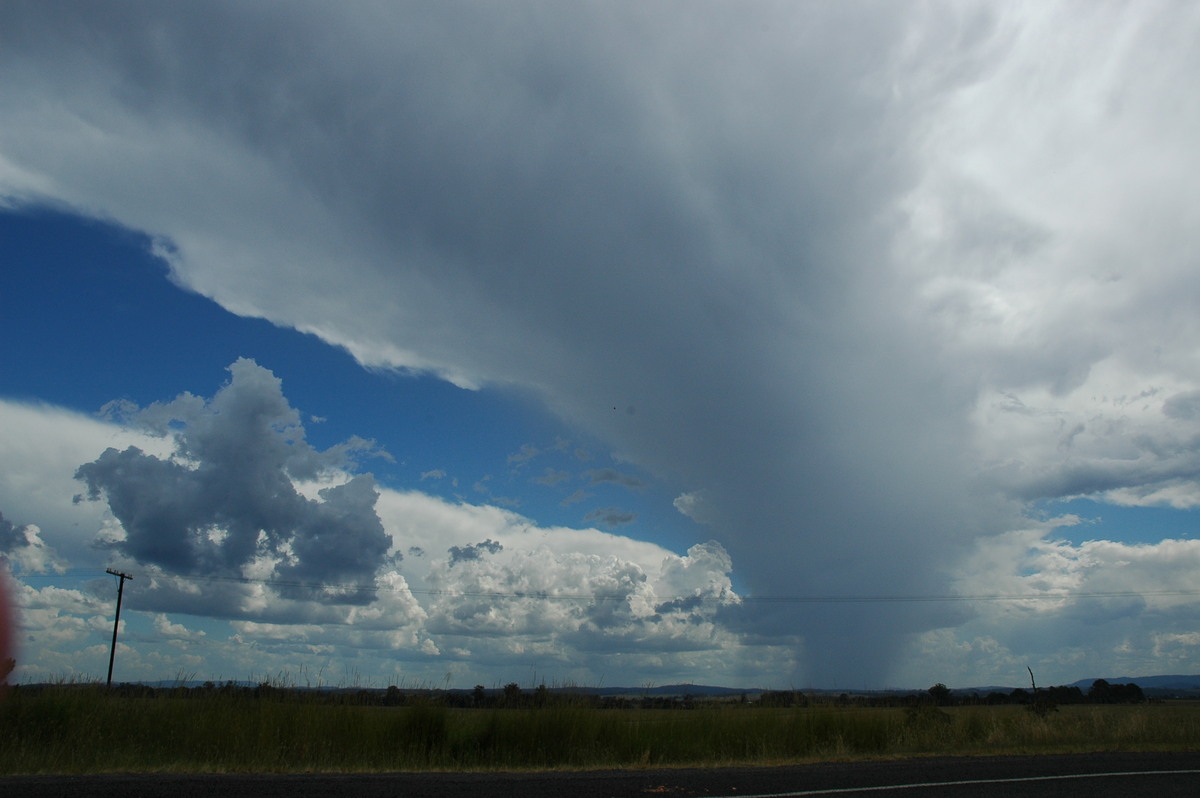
[
  {"xmin": 3, "ymin": 1, "xmax": 1200, "ymax": 685},
  {"xmin": 672, "ymin": 492, "xmax": 713, "ymax": 525},
  {"xmin": 0, "ymin": 513, "xmax": 66, "ymax": 574},
  {"xmin": 152, "ymin": 613, "xmax": 205, "ymax": 642},
  {"xmin": 885, "ymin": 515, "xmax": 1200, "ymax": 687},
  {"xmin": 75, "ymin": 359, "xmax": 391, "ymax": 604},
  {"xmin": 423, "ymin": 537, "xmax": 739, "ymax": 659}
]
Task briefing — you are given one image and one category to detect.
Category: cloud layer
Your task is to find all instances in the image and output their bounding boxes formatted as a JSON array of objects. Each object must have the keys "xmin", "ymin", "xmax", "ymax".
[
  {"xmin": 5, "ymin": 362, "xmax": 748, "ymax": 684},
  {"xmin": 3, "ymin": 2, "xmax": 1200, "ymax": 685},
  {"xmin": 4, "ymin": 367, "xmax": 1200, "ymax": 687}
]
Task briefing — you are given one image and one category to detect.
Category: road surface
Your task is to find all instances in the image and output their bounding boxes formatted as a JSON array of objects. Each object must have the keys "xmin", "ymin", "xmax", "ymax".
[{"xmin": 2, "ymin": 751, "xmax": 1198, "ymax": 797}]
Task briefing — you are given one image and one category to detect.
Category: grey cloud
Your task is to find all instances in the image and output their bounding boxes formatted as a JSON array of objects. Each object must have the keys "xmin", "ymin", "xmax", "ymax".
[
  {"xmin": 0, "ymin": 1, "xmax": 985, "ymax": 685},
  {"xmin": 507, "ymin": 445, "xmax": 539, "ymax": 468},
  {"xmin": 584, "ymin": 508, "xmax": 637, "ymax": 528},
  {"xmin": 447, "ymin": 538, "xmax": 503, "ymax": 567},
  {"xmin": 533, "ymin": 468, "xmax": 570, "ymax": 487},
  {"xmin": 653, "ymin": 595, "xmax": 705, "ymax": 615},
  {"xmin": 0, "ymin": 511, "xmax": 30, "ymax": 553},
  {"xmin": 6, "ymin": 2, "xmax": 1200, "ymax": 685},
  {"xmin": 115, "ymin": 570, "xmax": 377, "ymax": 626},
  {"xmin": 1005, "ymin": 430, "xmax": 1200, "ymax": 505},
  {"xmin": 74, "ymin": 359, "xmax": 391, "ymax": 603},
  {"xmin": 560, "ymin": 489, "xmax": 591, "ymax": 507},
  {"xmin": 1164, "ymin": 391, "xmax": 1200, "ymax": 421},
  {"xmin": 585, "ymin": 468, "xmax": 644, "ymax": 491},
  {"xmin": 276, "ymin": 474, "xmax": 389, "ymax": 602}
]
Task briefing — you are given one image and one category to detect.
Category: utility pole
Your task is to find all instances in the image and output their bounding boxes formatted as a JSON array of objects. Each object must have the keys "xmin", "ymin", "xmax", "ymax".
[{"xmin": 106, "ymin": 568, "xmax": 133, "ymax": 687}]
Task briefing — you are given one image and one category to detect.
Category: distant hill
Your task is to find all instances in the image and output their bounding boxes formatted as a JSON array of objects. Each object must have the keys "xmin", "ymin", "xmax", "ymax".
[
  {"xmin": 58, "ymin": 674, "xmax": 1200, "ymax": 696},
  {"xmin": 1067, "ymin": 674, "xmax": 1200, "ymax": 691},
  {"xmin": 946, "ymin": 675, "xmax": 1200, "ymax": 695},
  {"xmin": 543, "ymin": 683, "xmax": 755, "ymax": 697}
]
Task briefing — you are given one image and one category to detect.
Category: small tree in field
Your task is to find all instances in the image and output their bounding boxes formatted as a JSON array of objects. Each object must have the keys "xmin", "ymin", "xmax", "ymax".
[{"xmin": 927, "ymin": 683, "xmax": 951, "ymax": 706}]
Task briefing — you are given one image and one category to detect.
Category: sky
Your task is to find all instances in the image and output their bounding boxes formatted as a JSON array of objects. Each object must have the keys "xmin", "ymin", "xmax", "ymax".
[{"xmin": 2, "ymin": 0, "xmax": 1200, "ymax": 691}]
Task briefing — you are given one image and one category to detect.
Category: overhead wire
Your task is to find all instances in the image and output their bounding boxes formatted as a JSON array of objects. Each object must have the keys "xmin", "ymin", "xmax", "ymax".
[{"xmin": 12, "ymin": 568, "xmax": 1200, "ymax": 604}]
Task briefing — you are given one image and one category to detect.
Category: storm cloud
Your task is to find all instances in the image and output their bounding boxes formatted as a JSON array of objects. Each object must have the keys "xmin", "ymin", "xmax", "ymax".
[{"xmin": 3, "ymin": 1, "xmax": 1200, "ymax": 685}]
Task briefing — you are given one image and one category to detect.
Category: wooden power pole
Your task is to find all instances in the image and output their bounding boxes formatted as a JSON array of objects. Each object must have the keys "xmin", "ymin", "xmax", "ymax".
[{"xmin": 105, "ymin": 568, "xmax": 133, "ymax": 687}]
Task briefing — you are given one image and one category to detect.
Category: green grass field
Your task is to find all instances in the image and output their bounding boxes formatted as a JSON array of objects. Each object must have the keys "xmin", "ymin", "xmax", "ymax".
[{"xmin": 2, "ymin": 686, "xmax": 1198, "ymax": 774}]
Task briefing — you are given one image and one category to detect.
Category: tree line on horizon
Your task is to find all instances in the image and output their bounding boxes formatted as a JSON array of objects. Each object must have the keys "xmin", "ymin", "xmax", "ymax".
[
  {"xmin": 6, "ymin": 677, "xmax": 1148, "ymax": 709},
  {"xmin": 757, "ymin": 679, "xmax": 1146, "ymax": 708}
]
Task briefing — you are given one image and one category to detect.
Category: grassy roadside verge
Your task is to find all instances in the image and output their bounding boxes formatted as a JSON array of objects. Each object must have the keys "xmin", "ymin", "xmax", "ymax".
[{"xmin": 2, "ymin": 686, "xmax": 1198, "ymax": 774}]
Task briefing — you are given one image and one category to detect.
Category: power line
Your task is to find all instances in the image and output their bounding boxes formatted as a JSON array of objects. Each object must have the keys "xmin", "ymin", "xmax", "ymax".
[
  {"xmin": 17, "ymin": 569, "xmax": 113, "ymax": 579},
  {"xmin": 15, "ymin": 569, "xmax": 1199, "ymax": 605},
  {"xmin": 738, "ymin": 590, "xmax": 1200, "ymax": 604}
]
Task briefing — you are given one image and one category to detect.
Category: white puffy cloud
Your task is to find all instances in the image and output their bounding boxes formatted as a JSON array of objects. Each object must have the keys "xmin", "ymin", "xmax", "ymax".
[
  {"xmin": 0, "ymin": 515, "xmax": 66, "ymax": 575},
  {"xmin": 672, "ymin": 492, "xmax": 713, "ymax": 525},
  {"xmin": 11, "ymin": 581, "xmax": 111, "ymax": 680},
  {"xmin": 151, "ymin": 613, "xmax": 205, "ymax": 642}
]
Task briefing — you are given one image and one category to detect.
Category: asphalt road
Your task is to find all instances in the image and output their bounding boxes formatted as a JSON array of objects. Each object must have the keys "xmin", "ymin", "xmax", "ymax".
[{"xmin": 3, "ymin": 752, "xmax": 1198, "ymax": 797}]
